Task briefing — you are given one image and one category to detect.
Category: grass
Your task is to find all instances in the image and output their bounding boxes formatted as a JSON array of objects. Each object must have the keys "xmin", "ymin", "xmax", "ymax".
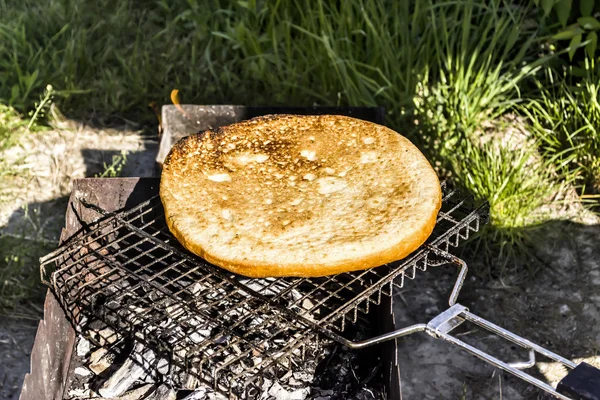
[
  {"xmin": 455, "ymin": 144, "xmax": 562, "ymax": 230},
  {"xmin": 0, "ymin": 0, "xmax": 597, "ymax": 312},
  {"xmin": 0, "ymin": 89, "xmax": 57, "ymax": 316},
  {"xmin": 0, "ymin": 105, "xmax": 28, "ymax": 201},
  {"xmin": 0, "ymin": 0, "xmax": 543, "ymax": 121},
  {"xmin": 0, "ymin": 105, "xmax": 26, "ymax": 153},
  {"xmin": 521, "ymin": 60, "xmax": 600, "ymax": 198},
  {"xmin": 94, "ymin": 150, "xmax": 129, "ymax": 178},
  {"xmin": 452, "ymin": 140, "xmax": 569, "ymax": 276},
  {"xmin": 0, "ymin": 235, "xmax": 53, "ymax": 318}
]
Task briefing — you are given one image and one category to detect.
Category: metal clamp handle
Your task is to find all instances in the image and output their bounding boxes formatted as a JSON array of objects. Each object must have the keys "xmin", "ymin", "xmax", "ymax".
[
  {"xmin": 423, "ymin": 245, "xmax": 468, "ymax": 307},
  {"xmin": 429, "ymin": 304, "xmax": 576, "ymax": 400},
  {"xmin": 340, "ymin": 303, "xmax": 579, "ymax": 399},
  {"xmin": 340, "ymin": 251, "xmax": 588, "ymax": 400}
]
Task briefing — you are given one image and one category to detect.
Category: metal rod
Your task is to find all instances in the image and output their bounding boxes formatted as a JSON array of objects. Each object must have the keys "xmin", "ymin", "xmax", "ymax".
[
  {"xmin": 436, "ymin": 331, "xmax": 573, "ymax": 400},
  {"xmin": 421, "ymin": 246, "xmax": 468, "ymax": 307},
  {"xmin": 508, "ymin": 348, "xmax": 536, "ymax": 370},
  {"xmin": 339, "ymin": 323, "xmax": 428, "ymax": 349},
  {"xmin": 448, "ymin": 257, "xmax": 467, "ymax": 307},
  {"xmin": 342, "ymin": 305, "xmax": 577, "ymax": 399},
  {"xmin": 462, "ymin": 311, "xmax": 578, "ymax": 369}
]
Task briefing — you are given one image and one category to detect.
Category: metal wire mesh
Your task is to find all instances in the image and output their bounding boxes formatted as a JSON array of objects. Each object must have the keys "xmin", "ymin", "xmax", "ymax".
[{"xmin": 40, "ymin": 182, "xmax": 487, "ymax": 396}]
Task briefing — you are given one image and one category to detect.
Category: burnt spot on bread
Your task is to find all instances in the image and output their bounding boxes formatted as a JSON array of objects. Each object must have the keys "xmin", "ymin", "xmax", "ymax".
[
  {"xmin": 211, "ymin": 126, "xmax": 227, "ymax": 137},
  {"xmin": 163, "ymin": 133, "xmax": 197, "ymax": 169},
  {"xmin": 254, "ymin": 138, "xmax": 322, "ymax": 171}
]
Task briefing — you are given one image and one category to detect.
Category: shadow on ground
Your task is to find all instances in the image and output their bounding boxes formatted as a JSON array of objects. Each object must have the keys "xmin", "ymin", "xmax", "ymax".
[
  {"xmin": 0, "ymin": 320, "xmax": 38, "ymax": 400},
  {"xmin": 2, "ymin": 148, "xmax": 158, "ymax": 243}
]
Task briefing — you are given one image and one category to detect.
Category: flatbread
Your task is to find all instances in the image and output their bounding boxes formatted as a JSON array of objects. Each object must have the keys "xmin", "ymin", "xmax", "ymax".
[{"xmin": 160, "ymin": 114, "xmax": 441, "ymax": 277}]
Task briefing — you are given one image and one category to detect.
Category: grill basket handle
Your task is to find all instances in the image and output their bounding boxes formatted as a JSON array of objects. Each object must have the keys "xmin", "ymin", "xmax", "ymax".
[{"xmin": 340, "ymin": 251, "xmax": 600, "ymax": 400}]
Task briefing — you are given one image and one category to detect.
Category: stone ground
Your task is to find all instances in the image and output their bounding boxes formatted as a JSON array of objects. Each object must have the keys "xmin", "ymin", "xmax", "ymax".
[{"xmin": 0, "ymin": 110, "xmax": 599, "ymax": 399}]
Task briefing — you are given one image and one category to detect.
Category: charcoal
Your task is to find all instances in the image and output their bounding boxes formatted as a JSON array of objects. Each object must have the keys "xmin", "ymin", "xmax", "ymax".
[
  {"xmin": 90, "ymin": 326, "xmax": 119, "ymax": 346},
  {"xmin": 156, "ymin": 357, "xmax": 169, "ymax": 375},
  {"xmin": 237, "ymin": 278, "xmax": 302, "ymax": 303},
  {"xmin": 293, "ymin": 371, "xmax": 313, "ymax": 383},
  {"xmin": 184, "ymin": 374, "xmax": 199, "ymax": 391},
  {"xmin": 180, "ymin": 387, "xmax": 228, "ymax": 400},
  {"xmin": 113, "ymin": 384, "xmax": 156, "ymax": 400},
  {"xmin": 78, "ymin": 314, "xmax": 89, "ymax": 329},
  {"xmin": 189, "ymin": 329, "xmax": 211, "ymax": 343},
  {"xmin": 311, "ymin": 342, "xmax": 385, "ymax": 400},
  {"xmin": 166, "ymin": 304, "xmax": 185, "ymax": 319},
  {"xmin": 65, "ymin": 245, "xmax": 384, "ymax": 399},
  {"xmin": 74, "ymin": 384, "xmax": 155, "ymax": 400}
]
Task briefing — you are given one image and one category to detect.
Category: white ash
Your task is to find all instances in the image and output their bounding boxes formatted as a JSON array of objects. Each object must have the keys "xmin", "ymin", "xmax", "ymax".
[
  {"xmin": 76, "ymin": 337, "xmax": 91, "ymax": 357},
  {"xmin": 66, "ymin": 327, "xmax": 382, "ymax": 400},
  {"xmin": 181, "ymin": 387, "xmax": 229, "ymax": 400},
  {"xmin": 145, "ymin": 384, "xmax": 176, "ymax": 400},
  {"xmin": 156, "ymin": 357, "xmax": 169, "ymax": 375},
  {"xmin": 65, "ymin": 273, "xmax": 384, "ymax": 400},
  {"xmin": 115, "ymin": 384, "xmax": 156, "ymax": 400},
  {"xmin": 68, "ymin": 387, "xmax": 91, "ymax": 398},
  {"xmin": 559, "ymin": 304, "xmax": 571, "ymax": 315},
  {"xmin": 74, "ymin": 367, "xmax": 91, "ymax": 377},
  {"xmin": 98, "ymin": 342, "xmax": 156, "ymax": 398},
  {"xmin": 70, "ymin": 384, "xmax": 155, "ymax": 400},
  {"xmin": 267, "ymin": 381, "xmax": 310, "ymax": 400},
  {"xmin": 238, "ymin": 278, "xmax": 303, "ymax": 303}
]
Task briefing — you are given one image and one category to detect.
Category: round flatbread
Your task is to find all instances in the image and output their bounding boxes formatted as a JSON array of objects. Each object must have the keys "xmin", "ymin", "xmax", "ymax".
[{"xmin": 160, "ymin": 114, "xmax": 441, "ymax": 278}]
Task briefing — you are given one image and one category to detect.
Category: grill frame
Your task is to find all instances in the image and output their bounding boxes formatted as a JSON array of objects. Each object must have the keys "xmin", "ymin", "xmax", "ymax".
[{"xmin": 40, "ymin": 181, "xmax": 488, "ymax": 396}]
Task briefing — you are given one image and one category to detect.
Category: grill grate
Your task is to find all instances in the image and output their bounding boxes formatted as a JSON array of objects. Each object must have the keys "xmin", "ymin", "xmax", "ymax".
[{"xmin": 40, "ymin": 182, "xmax": 488, "ymax": 396}]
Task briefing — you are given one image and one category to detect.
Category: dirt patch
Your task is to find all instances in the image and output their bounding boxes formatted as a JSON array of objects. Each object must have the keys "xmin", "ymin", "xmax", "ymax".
[
  {"xmin": 0, "ymin": 117, "xmax": 158, "ymax": 242},
  {"xmin": 0, "ymin": 319, "xmax": 37, "ymax": 400}
]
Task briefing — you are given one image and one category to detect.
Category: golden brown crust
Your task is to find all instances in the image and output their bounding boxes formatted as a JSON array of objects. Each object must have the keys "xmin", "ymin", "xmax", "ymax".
[{"xmin": 160, "ymin": 114, "xmax": 441, "ymax": 277}]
